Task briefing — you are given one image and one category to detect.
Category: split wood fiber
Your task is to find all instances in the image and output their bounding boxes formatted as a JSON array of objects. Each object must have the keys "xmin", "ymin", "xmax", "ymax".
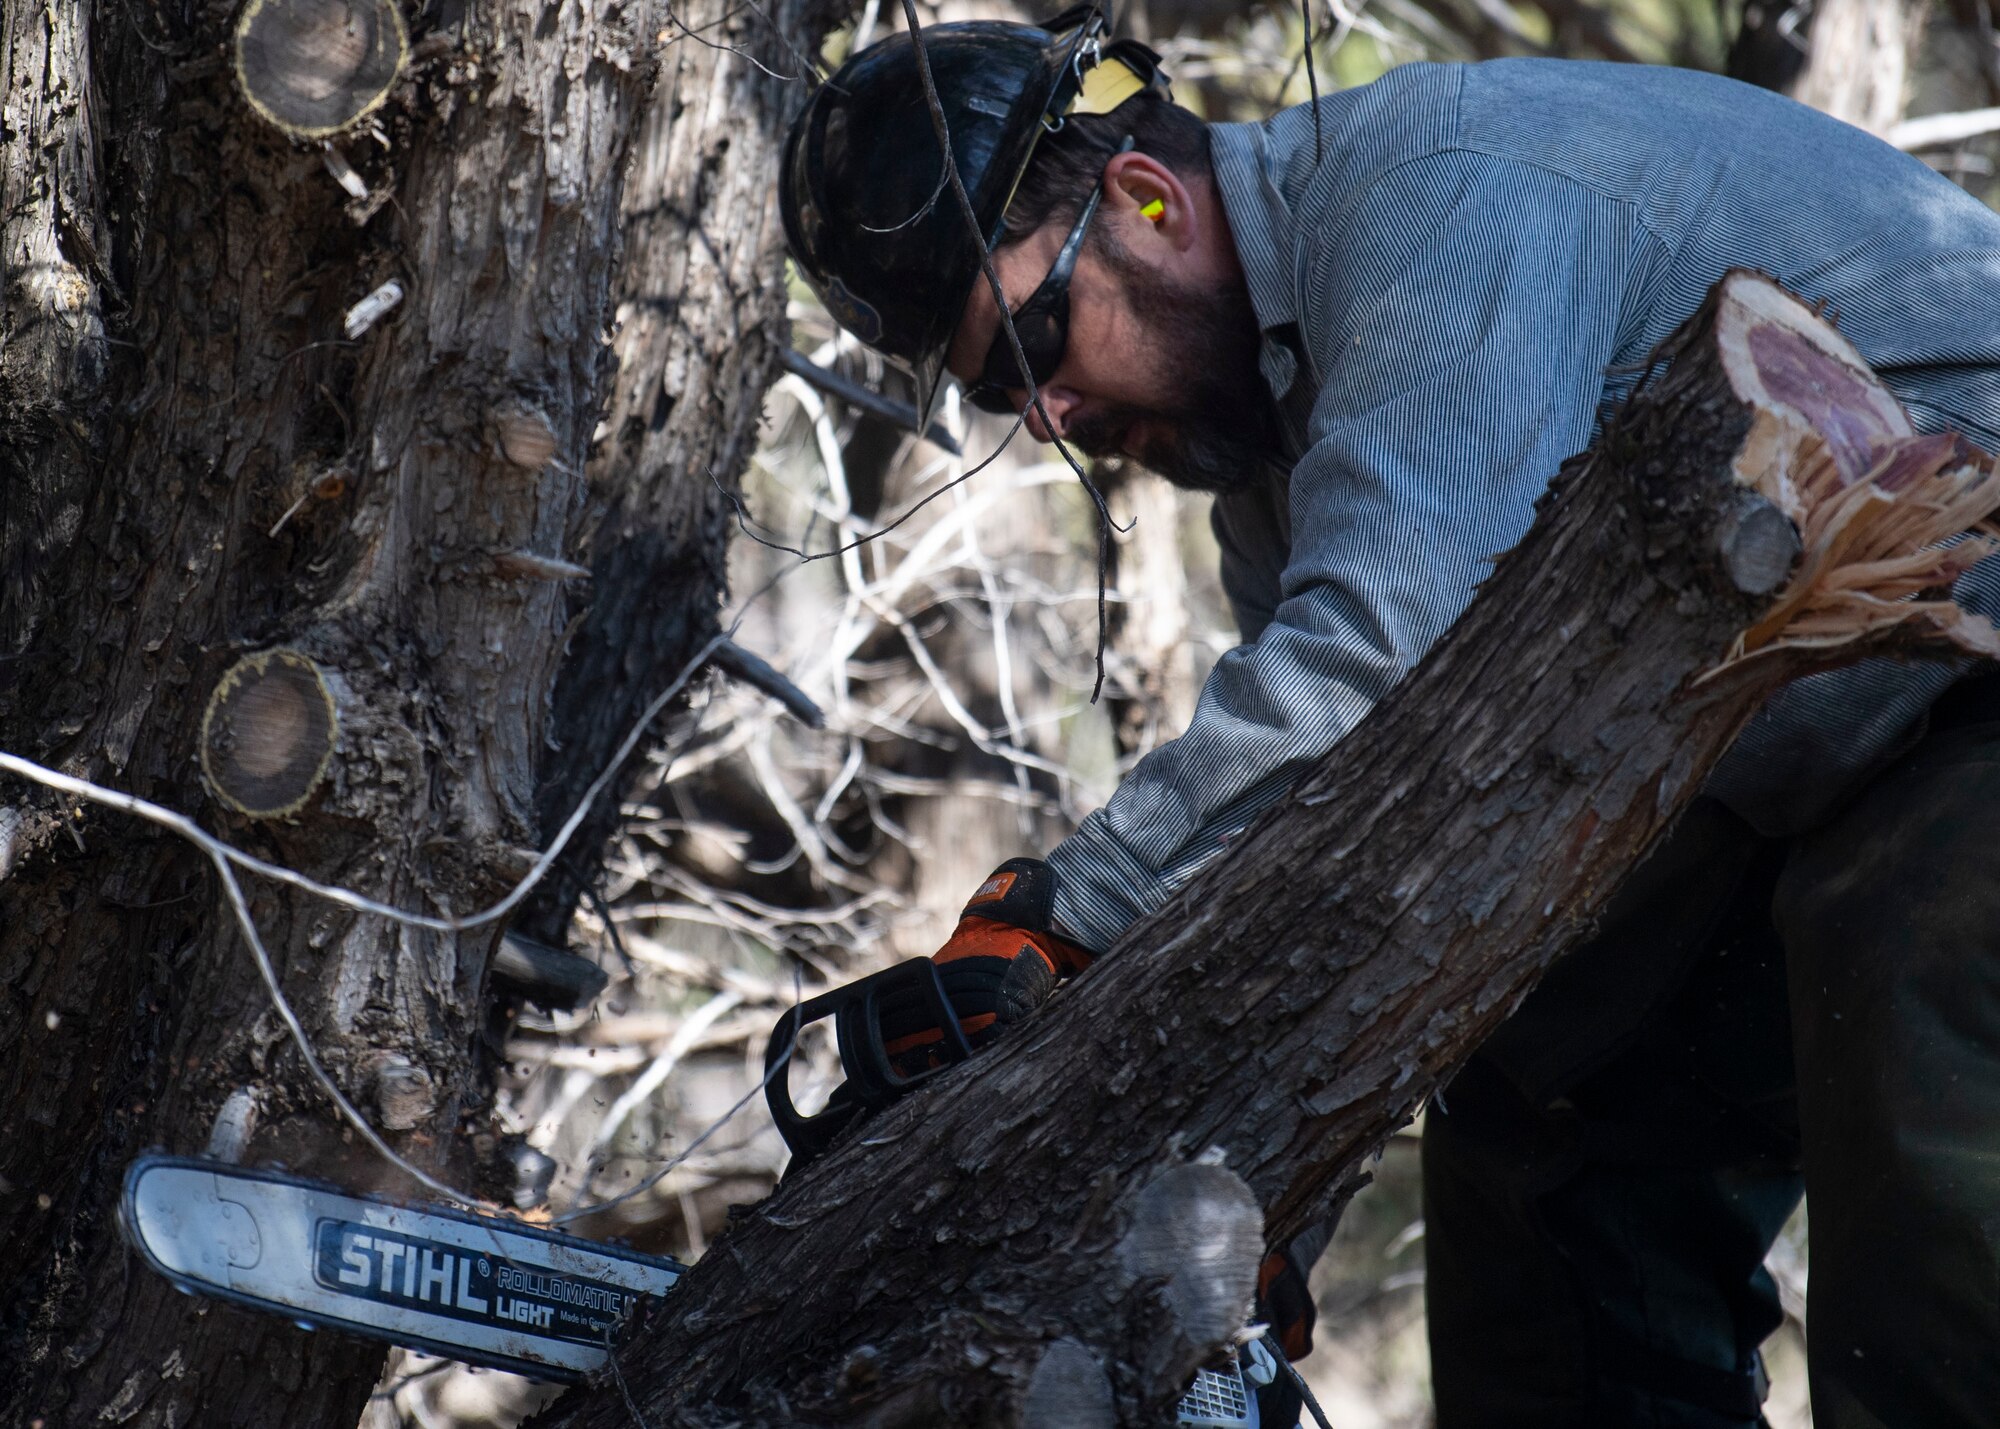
[{"xmin": 536, "ymin": 272, "xmax": 2000, "ymax": 1429}]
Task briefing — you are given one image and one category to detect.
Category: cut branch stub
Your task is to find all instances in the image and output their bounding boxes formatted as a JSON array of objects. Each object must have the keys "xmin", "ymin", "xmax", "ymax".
[
  {"xmin": 1701, "ymin": 269, "xmax": 2000, "ymax": 676},
  {"xmin": 1117, "ymin": 1162, "xmax": 1262, "ymax": 1355},
  {"xmin": 234, "ymin": 0, "xmax": 409, "ymax": 140},
  {"xmin": 200, "ymin": 648, "xmax": 339, "ymax": 818},
  {"xmin": 494, "ymin": 406, "xmax": 560, "ymax": 473},
  {"xmin": 1115, "ymin": 1161, "xmax": 1263, "ymax": 1420},
  {"xmin": 1716, "ymin": 488, "xmax": 1803, "ymax": 596}
]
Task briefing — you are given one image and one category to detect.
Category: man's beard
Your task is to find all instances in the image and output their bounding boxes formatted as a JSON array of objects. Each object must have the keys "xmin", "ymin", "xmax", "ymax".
[{"xmin": 1064, "ymin": 253, "xmax": 1282, "ymax": 495}]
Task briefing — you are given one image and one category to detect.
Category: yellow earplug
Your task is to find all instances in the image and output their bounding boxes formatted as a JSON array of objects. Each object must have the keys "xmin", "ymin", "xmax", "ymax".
[{"xmin": 1140, "ymin": 198, "xmax": 1165, "ymax": 223}]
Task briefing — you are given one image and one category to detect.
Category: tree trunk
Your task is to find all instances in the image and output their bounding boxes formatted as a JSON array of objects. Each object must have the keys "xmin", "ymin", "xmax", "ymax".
[
  {"xmin": 1790, "ymin": 0, "xmax": 1931, "ymax": 134},
  {"xmin": 0, "ymin": 0, "xmax": 105, "ymax": 657},
  {"xmin": 531, "ymin": 275, "xmax": 2000, "ymax": 1427},
  {"xmin": 1106, "ymin": 472, "xmax": 1201, "ymax": 760},
  {"xmin": 0, "ymin": 1, "xmax": 674, "ymax": 1423},
  {"xmin": 518, "ymin": 0, "xmax": 846, "ymax": 951},
  {"xmin": 1729, "ymin": 0, "xmax": 1931, "ymax": 117}
]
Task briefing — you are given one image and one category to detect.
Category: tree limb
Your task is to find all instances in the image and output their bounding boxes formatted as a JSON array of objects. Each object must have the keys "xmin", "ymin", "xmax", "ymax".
[{"xmin": 535, "ymin": 272, "xmax": 2000, "ymax": 1427}]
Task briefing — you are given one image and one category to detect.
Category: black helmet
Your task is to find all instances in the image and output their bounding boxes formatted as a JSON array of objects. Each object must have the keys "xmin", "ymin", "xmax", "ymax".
[{"xmin": 781, "ymin": 7, "xmax": 1167, "ymax": 426}]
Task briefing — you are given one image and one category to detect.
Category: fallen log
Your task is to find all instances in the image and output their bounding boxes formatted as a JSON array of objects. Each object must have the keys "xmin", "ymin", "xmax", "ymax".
[{"xmin": 535, "ymin": 271, "xmax": 2000, "ymax": 1427}]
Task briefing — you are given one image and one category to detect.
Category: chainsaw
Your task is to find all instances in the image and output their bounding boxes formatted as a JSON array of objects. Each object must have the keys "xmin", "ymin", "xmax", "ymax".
[{"xmin": 118, "ymin": 961, "xmax": 1277, "ymax": 1424}]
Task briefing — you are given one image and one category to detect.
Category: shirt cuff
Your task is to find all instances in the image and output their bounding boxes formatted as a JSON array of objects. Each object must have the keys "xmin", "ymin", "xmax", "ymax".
[{"xmin": 1043, "ymin": 813, "xmax": 1173, "ymax": 956}]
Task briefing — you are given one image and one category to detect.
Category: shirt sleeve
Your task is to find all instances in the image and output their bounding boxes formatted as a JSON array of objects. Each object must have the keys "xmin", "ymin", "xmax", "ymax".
[{"xmin": 1046, "ymin": 151, "xmax": 1644, "ymax": 952}]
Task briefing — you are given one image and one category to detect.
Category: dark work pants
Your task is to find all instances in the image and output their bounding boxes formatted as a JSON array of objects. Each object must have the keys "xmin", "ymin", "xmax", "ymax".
[{"xmin": 1422, "ymin": 706, "xmax": 2000, "ymax": 1428}]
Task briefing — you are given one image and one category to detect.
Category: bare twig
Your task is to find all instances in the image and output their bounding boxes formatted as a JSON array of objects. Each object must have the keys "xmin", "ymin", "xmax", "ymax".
[
  {"xmin": 554, "ymin": 976, "xmax": 803, "ymax": 1225},
  {"xmin": 1892, "ymin": 106, "xmax": 2000, "ymax": 150},
  {"xmin": 582, "ymin": 989, "xmax": 747, "ymax": 1178},
  {"xmin": 710, "ymin": 637, "xmax": 827, "ymax": 728}
]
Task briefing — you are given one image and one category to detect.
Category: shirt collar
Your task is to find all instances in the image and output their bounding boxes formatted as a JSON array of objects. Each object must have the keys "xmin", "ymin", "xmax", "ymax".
[
  {"xmin": 1207, "ymin": 118, "xmax": 1300, "ymax": 337},
  {"xmin": 1208, "ymin": 119, "xmax": 1312, "ymax": 408}
]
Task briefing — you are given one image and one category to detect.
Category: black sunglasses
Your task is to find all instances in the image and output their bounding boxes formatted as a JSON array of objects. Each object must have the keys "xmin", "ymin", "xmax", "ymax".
[{"xmin": 964, "ymin": 137, "xmax": 1135, "ymax": 417}]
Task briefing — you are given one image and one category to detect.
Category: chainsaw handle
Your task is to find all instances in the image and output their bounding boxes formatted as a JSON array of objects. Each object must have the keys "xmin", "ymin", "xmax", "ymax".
[
  {"xmin": 762, "ymin": 984, "xmax": 855, "ymax": 1166},
  {"xmin": 764, "ymin": 959, "xmax": 976, "ymax": 1167}
]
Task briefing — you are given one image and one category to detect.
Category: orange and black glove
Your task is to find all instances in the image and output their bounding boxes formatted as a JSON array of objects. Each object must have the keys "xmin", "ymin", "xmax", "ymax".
[{"xmin": 880, "ymin": 858, "xmax": 1093, "ymax": 1072}]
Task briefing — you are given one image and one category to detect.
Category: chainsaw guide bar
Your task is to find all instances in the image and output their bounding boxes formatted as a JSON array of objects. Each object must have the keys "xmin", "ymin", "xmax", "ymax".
[
  {"xmin": 120, "ymin": 1156, "xmax": 1265, "ymax": 1422},
  {"xmin": 118, "ymin": 1155, "xmax": 683, "ymax": 1382}
]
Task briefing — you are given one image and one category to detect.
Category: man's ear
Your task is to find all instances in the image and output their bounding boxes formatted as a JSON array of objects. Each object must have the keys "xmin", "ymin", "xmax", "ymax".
[{"xmin": 1103, "ymin": 149, "xmax": 1196, "ymax": 251}]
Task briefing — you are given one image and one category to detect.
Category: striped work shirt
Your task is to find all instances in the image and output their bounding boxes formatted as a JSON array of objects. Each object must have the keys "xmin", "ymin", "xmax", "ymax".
[{"xmin": 1045, "ymin": 58, "xmax": 2000, "ymax": 954}]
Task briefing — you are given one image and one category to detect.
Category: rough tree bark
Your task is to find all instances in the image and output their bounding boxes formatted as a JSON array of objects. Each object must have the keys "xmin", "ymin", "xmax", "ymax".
[
  {"xmin": 0, "ymin": 0, "xmax": 104, "ymax": 654},
  {"xmin": 518, "ymin": 0, "xmax": 846, "ymax": 951},
  {"xmin": 533, "ymin": 276, "xmax": 2000, "ymax": 1428},
  {"xmin": 0, "ymin": 0, "xmax": 803, "ymax": 1423}
]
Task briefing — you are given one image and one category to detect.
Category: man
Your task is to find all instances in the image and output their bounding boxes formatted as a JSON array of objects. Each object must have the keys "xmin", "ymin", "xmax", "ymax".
[{"xmin": 780, "ymin": 10, "xmax": 2000, "ymax": 1426}]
